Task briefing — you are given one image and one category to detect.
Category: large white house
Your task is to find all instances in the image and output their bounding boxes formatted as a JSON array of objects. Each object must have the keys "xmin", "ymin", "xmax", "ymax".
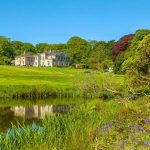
[
  {"xmin": 15, "ymin": 53, "xmax": 34, "ymax": 66},
  {"xmin": 15, "ymin": 51, "xmax": 70, "ymax": 67}
]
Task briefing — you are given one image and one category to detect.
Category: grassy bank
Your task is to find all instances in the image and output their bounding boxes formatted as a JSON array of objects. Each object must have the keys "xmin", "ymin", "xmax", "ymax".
[
  {"xmin": 0, "ymin": 96, "xmax": 149, "ymax": 149},
  {"xmin": 0, "ymin": 66, "xmax": 124, "ymax": 99}
]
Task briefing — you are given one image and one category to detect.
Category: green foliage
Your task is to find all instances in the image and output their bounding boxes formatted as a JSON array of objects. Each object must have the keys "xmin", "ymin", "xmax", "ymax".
[
  {"xmin": 122, "ymin": 33, "xmax": 150, "ymax": 94},
  {"xmin": 127, "ymin": 29, "xmax": 150, "ymax": 51},
  {"xmin": 0, "ymin": 56, "xmax": 12, "ymax": 65},
  {"xmin": 89, "ymin": 40, "xmax": 115, "ymax": 70},
  {"xmin": 67, "ymin": 36, "xmax": 90, "ymax": 66},
  {"xmin": 113, "ymin": 52, "xmax": 125, "ymax": 74},
  {"xmin": 72, "ymin": 71, "xmax": 124, "ymax": 99},
  {"xmin": 49, "ymin": 44, "xmax": 67, "ymax": 52},
  {"xmin": 113, "ymin": 29, "xmax": 150, "ymax": 74},
  {"xmin": 0, "ymin": 97, "xmax": 149, "ymax": 149},
  {"xmin": 101, "ymin": 59, "xmax": 114, "ymax": 71},
  {"xmin": 35, "ymin": 43, "xmax": 49, "ymax": 53},
  {"xmin": 35, "ymin": 43, "xmax": 67, "ymax": 53},
  {"xmin": 123, "ymin": 29, "xmax": 150, "ymax": 62},
  {"xmin": 94, "ymin": 98, "xmax": 150, "ymax": 149},
  {"xmin": 0, "ymin": 34, "xmax": 115, "ymax": 69},
  {"xmin": 21, "ymin": 43, "xmax": 35, "ymax": 54},
  {"xmin": 11, "ymin": 41, "xmax": 24, "ymax": 55},
  {"xmin": 0, "ymin": 36, "xmax": 14, "ymax": 64}
]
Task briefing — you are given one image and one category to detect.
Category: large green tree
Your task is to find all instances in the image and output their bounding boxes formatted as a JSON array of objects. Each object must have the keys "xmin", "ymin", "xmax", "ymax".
[
  {"xmin": 21, "ymin": 43, "xmax": 35, "ymax": 54},
  {"xmin": 11, "ymin": 41, "xmax": 24, "ymax": 55},
  {"xmin": 113, "ymin": 30, "xmax": 150, "ymax": 74},
  {"xmin": 89, "ymin": 40, "xmax": 115, "ymax": 70},
  {"xmin": 122, "ymin": 33, "xmax": 150, "ymax": 94},
  {"xmin": 35, "ymin": 43, "xmax": 50, "ymax": 53},
  {"xmin": 0, "ymin": 36, "xmax": 14, "ymax": 65},
  {"xmin": 67, "ymin": 36, "xmax": 90, "ymax": 67},
  {"xmin": 123, "ymin": 29, "xmax": 150, "ymax": 60}
]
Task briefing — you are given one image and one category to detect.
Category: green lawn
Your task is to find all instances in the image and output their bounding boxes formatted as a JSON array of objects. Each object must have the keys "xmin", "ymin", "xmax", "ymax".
[
  {"xmin": 0, "ymin": 66, "xmax": 81, "ymax": 87},
  {"xmin": 0, "ymin": 66, "xmax": 124, "ymax": 99}
]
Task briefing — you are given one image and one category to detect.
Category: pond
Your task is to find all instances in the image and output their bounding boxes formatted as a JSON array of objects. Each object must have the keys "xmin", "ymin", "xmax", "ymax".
[{"xmin": 0, "ymin": 98, "xmax": 84, "ymax": 133}]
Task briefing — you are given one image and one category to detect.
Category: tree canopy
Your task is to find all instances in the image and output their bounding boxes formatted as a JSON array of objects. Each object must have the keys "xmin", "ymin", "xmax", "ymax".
[
  {"xmin": 122, "ymin": 33, "xmax": 150, "ymax": 93},
  {"xmin": 112, "ymin": 34, "xmax": 134, "ymax": 61},
  {"xmin": 0, "ymin": 36, "xmax": 14, "ymax": 64}
]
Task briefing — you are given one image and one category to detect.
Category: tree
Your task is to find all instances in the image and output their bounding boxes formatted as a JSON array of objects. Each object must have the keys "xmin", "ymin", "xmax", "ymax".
[
  {"xmin": 112, "ymin": 34, "xmax": 134, "ymax": 61},
  {"xmin": 21, "ymin": 43, "xmax": 35, "ymax": 54},
  {"xmin": 88, "ymin": 40, "xmax": 98, "ymax": 50},
  {"xmin": 122, "ymin": 33, "xmax": 150, "ymax": 94},
  {"xmin": 123, "ymin": 29, "xmax": 150, "ymax": 60},
  {"xmin": 0, "ymin": 36, "xmax": 14, "ymax": 64},
  {"xmin": 113, "ymin": 52, "xmax": 125, "ymax": 74},
  {"xmin": 67, "ymin": 36, "xmax": 90, "ymax": 66},
  {"xmin": 35, "ymin": 43, "xmax": 50, "ymax": 53},
  {"xmin": 89, "ymin": 41, "xmax": 115, "ymax": 70},
  {"xmin": 11, "ymin": 41, "xmax": 24, "ymax": 55},
  {"xmin": 113, "ymin": 30, "xmax": 150, "ymax": 74},
  {"xmin": 49, "ymin": 44, "xmax": 67, "ymax": 52}
]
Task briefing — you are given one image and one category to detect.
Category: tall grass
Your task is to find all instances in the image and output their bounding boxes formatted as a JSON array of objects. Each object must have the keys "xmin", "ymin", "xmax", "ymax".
[{"xmin": 0, "ymin": 96, "xmax": 149, "ymax": 150}]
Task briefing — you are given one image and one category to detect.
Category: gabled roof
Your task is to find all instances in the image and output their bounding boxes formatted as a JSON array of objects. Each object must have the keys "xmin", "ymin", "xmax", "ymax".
[
  {"xmin": 15, "ymin": 51, "xmax": 67, "ymax": 58},
  {"xmin": 41, "ymin": 50, "xmax": 65, "ymax": 56},
  {"xmin": 32, "ymin": 53, "xmax": 40, "ymax": 57},
  {"xmin": 15, "ymin": 53, "xmax": 32, "ymax": 58}
]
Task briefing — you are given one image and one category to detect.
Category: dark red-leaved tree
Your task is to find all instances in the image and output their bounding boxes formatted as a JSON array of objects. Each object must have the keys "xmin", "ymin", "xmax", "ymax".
[{"xmin": 112, "ymin": 34, "xmax": 135, "ymax": 60}]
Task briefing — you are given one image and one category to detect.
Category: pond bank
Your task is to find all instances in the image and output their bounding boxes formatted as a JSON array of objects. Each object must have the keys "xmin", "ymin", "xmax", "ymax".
[{"xmin": 0, "ymin": 96, "xmax": 149, "ymax": 149}]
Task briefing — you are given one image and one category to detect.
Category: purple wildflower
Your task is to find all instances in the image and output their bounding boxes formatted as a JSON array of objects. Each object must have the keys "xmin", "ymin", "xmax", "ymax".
[
  {"xmin": 135, "ymin": 138, "xmax": 139, "ymax": 145},
  {"xmin": 118, "ymin": 120, "xmax": 122, "ymax": 124},
  {"xmin": 129, "ymin": 123, "xmax": 135, "ymax": 129},
  {"xmin": 144, "ymin": 140, "xmax": 150, "ymax": 148},
  {"xmin": 103, "ymin": 124, "xmax": 110, "ymax": 132},
  {"xmin": 144, "ymin": 119, "xmax": 150, "ymax": 124},
  {"xmin": 136, "ymin": 125, "xmax": 143, "ymax": 132}
]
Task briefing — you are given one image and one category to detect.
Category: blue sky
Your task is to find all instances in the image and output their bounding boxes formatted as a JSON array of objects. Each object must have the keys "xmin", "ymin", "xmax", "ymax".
[{"xmin": 0, "ymin": 0, "xmax": 150, "ymax": 44}]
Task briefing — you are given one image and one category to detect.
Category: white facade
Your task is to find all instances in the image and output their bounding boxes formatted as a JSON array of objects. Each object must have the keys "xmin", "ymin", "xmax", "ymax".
[
  {"xmin": 15, "ymin": 51, "xmax": 70, "ymax": 67},
  {"xmin": 15, "ymin": 54, "xmax": 34, "ymax": 66},
  {"xmin": 33, "ymin": 54, "xmax": 41, "ymax": 67},
  {"xmin": 40, "ymin": 52, "xmax": 53, "ymax": 67}
]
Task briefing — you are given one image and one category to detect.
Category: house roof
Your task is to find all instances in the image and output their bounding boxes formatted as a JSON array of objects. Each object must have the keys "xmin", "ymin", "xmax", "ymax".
[
  {"xmin": 32, "ymin": 54, "xmax": 40, "ymax": 57},
  {"xmin": 41, "ymin": 50, "xmax": 64, "ymax": 56},
  {"xmin": 15, "ymin": 51, "xmax": 67, "ymax": 58},
  {"xmin": 15, "ymin": 53, "xmax": 32, "ymax": 58}
]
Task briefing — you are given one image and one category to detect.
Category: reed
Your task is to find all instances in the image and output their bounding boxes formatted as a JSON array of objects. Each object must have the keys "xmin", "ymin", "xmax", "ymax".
[{"xmin": 0, "ymin": 96, "xmax": 149, "ymax": 150}]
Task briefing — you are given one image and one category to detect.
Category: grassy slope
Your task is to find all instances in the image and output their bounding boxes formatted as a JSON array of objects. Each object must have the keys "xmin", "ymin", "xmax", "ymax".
[
  {"xmin": 0, "ymin": 66, "xmax": 79, "ymax": 87},
  {"xmin": 0, "ymin": 66, "xmax": 124, "ymax": 99}
]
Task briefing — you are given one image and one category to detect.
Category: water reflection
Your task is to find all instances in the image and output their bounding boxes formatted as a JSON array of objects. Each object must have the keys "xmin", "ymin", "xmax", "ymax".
[
  {"xmin": 0, "ymin": 104, "xmax": 72, "ymax": 132},
  {"xmin": 10, "ymin": 105, "xmax": 72, "ymax": 119}
]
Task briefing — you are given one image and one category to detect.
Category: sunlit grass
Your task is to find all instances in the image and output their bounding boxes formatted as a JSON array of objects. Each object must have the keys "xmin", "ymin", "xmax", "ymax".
[{"xmin": 0, "ymin": 66, "xmax": 124, "ymax": 99}]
